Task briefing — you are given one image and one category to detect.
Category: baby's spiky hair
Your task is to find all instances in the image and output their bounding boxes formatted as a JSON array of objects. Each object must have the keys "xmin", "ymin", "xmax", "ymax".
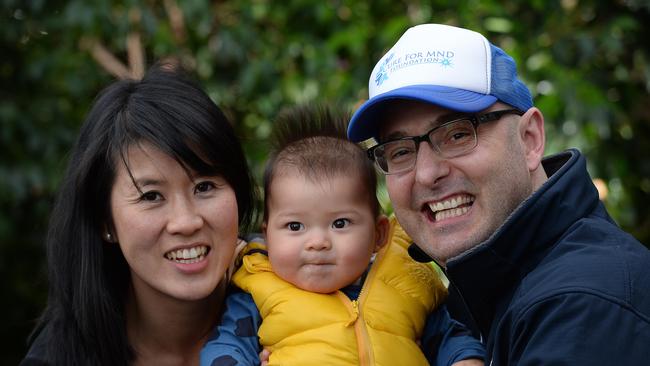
[
  {"xmin": 263, "ymin": 103, "xmax": 379, "ymax": 221},
  {"xmin": 269, "ymin": 103, "xmax": 349, "ymax": 150}
]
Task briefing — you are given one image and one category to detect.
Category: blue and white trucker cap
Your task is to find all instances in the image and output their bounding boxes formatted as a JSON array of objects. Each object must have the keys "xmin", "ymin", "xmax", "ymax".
[{"xmin": 348, "ymin": 23, "xmax": 533, "ymax": 142}]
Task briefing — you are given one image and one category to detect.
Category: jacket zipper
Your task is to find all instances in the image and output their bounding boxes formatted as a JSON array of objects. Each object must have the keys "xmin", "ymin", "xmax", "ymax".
[
  {"xmin": 440, "ymin": 266, "xmax": 485, "ymax": 343},
  {"xmin": 338, "ymin": 291, "xmax": 372, "ymax": 366},
  {"xmin": 338, "ymin": 222, "xmax": 393, "ymax": 366}
]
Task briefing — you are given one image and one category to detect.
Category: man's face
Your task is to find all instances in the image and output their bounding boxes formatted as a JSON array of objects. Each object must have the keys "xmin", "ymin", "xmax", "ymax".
[{"xmin": 381, "ymin": 100, "xmax": 534, "ymax": 265}]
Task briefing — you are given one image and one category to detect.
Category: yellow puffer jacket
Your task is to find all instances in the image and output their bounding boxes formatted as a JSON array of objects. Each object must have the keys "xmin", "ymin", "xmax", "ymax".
[{"xmin": 233, "ymin": 217, "xmax": 448, "ymax": 366}]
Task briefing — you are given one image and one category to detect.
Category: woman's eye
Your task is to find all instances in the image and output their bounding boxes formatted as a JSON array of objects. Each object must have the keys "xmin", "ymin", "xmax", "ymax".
[
  {"xmin": 140, "ymin": 191, "xmax": 162, "ymax": 202},
  {"xmin": 287, "ymin": 222, "xmax": 304, "ymax": 231},
  {"xmin": 195, "ymin": 181, "xmax": 216, "ymax": 193},
  {"xmin": 332, "ymin": 218, "xmax": 350, "ymax": 229}
]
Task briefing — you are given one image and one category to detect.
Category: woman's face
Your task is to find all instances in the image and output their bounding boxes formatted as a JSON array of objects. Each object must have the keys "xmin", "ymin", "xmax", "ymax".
[{"xmin": 109, "ymin": 142, "xmax": 239, "ymax": 302}]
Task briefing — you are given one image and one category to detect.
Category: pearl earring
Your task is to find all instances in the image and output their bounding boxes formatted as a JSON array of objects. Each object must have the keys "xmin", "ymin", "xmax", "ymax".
[{"xmin": 105, "ymin": 232, "xmax": 113, "ymax": 242}]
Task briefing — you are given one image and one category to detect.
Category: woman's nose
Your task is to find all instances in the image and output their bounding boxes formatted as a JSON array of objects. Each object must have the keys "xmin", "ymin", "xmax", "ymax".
[{"xmin": 166, "ymin": 198, "xmax": 203, "ymax": 235}]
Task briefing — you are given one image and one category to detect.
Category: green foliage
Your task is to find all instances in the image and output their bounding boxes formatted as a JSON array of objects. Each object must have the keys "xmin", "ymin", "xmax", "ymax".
[{"xmin": 2, "ymin": 0, "xmax": 649, "ymax": 363}]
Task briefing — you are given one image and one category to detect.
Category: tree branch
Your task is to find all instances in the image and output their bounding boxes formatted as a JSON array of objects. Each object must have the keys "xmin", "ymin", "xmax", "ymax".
[{"xmin": 80, "ymin": 37, "xmax": 130, "ymax": 79}]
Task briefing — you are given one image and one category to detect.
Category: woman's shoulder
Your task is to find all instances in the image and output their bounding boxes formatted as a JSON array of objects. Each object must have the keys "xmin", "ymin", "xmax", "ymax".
[{"xmin": 20, "ymin": 323, "xmax": 50, "ymax": 366}]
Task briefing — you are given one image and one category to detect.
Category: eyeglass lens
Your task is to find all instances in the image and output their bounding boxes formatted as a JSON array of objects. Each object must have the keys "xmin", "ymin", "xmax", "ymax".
[{"xmin": 374, "ymin": 119, "xmax": 478, "ymax": 174}]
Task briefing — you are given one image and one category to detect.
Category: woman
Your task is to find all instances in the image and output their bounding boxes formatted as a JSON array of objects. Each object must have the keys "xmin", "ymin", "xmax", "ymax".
[{"xmin": 21, "ymin": 63, "xmax": 256, "ymax": 365}]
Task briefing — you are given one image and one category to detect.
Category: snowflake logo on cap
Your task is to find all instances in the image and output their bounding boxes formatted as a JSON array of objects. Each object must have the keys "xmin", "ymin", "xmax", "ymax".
[{"xmin": 375, "ymin": 53, "xmax": 394, "ymax": 86}]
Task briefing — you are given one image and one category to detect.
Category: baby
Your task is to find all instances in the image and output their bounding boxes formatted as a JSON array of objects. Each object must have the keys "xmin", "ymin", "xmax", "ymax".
[{"xmin": 200, "ymin": 104, "xmax": 485, "ymax": 366}]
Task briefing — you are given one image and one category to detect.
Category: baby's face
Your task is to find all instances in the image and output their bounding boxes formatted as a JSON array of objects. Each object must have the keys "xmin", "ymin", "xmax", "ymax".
[{"xmin": 265, "ymin": 173, "xmax": 385, "ymax": 293}]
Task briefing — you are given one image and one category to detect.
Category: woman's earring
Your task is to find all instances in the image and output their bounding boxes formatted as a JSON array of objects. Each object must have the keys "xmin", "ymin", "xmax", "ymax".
[{"xmin": 105, "ymin": 232, "xmax": 114, "ymax": 243}]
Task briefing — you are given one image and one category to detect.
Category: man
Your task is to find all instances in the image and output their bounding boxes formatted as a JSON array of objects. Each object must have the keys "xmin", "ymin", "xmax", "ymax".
[{"xmin": 348, "ymin": 23, "xmax": 650, "ymax": 365}]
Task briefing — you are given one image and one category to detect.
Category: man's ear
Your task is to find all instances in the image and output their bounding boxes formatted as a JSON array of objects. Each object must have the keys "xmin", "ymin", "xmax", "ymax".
[
  {"xmin": 373, "ymin": 215, "xmax": 390, "ymax": 252},
  {"xmin": 519, "ymin": 107, "xmax": 546, "ymax": 172}
]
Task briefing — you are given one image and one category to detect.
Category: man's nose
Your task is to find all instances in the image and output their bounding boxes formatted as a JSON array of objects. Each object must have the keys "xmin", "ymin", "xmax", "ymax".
[{"xmin": 414, "ymin": 142, "xmax": 451, "ymax": 187}]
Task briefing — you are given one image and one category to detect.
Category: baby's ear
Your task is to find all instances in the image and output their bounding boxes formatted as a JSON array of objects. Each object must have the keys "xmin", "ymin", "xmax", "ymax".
[
  {"xmin": 373, "ymin": 215, "xmax": 390, "ymax": 252},
  {"xmin": 261, "ymin": 222, "xmax": 268, "ymax": 236}
]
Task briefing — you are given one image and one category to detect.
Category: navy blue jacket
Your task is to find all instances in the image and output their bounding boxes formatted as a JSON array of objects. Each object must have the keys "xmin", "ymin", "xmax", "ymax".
[{"xmin": 445, "ymin": 149, "xmax": 650, "ymax": 365}]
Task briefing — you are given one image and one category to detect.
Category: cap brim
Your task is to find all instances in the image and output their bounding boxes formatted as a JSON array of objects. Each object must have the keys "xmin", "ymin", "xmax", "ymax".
[{"xmin": 347, "ymin": 85, "xmax": 497, "ymax": 142}]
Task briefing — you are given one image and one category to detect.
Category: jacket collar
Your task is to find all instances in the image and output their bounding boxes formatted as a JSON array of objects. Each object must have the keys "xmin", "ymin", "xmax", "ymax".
[{"xmin": 443, "ymin": 149, "xmax": 600, "ymax": 336}]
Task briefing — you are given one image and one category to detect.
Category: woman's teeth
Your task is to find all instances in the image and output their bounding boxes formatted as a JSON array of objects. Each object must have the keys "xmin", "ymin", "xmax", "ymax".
[{"xmin": 165, "ymin": 245, "xmax": 208, "ymax": 264}]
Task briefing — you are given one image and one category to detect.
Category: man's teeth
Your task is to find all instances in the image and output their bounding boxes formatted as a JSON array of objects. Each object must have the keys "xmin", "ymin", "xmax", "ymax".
[
  {"xmin": 428, "ymin": 195, "xmax": 474, "ymax": 221},
  {"xmin": 165, "ymin": 246, "xmax": 208, "ymax": 264},
  {"xmin": 434, "ymin": 206, "xmax": 470, "ymax": 221}
]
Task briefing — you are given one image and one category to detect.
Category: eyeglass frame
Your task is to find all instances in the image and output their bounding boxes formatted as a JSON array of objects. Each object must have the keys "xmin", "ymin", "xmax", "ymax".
[{"xmin": 366, "ymin": 109, "xmax": 524, "ymax": 175}]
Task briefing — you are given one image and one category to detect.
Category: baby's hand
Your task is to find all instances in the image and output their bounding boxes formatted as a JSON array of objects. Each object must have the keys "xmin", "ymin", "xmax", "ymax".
[
  {"xmin": 452, "ymin": 358, "xmax": 484, "ymax": 366},
  {"xmin": 259, "ymin": 348, "xmax": 271, "ymax": 366}
]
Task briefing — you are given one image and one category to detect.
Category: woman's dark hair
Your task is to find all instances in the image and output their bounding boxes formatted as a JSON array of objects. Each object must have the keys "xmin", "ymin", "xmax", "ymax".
[{"xmin": 30, "ymin": 63, "xmax": 256, "ymax": 365}]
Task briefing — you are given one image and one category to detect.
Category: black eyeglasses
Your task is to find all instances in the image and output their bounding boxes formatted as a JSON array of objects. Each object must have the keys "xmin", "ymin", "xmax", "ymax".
[{"xmin": 367, "ymin": 109, "xmax": 524, "ymax": 174}]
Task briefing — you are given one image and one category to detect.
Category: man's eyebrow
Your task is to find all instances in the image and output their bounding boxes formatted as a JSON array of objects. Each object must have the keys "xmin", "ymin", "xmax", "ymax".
[
  {"xmin": 382, "ymin": 111, "xmax": 471, "ymax": 141},
  {"xmin": 439, "ymin": 111, "xmax": 471, "ymax": 123},
  {"xmin": 382, "ymin": 130, "xmax": 409, "ymax": 141}
]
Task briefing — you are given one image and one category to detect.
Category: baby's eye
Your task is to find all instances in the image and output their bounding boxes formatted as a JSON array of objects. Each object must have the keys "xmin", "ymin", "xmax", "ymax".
[
  {"xmin": 332, "ymin": 218, "xmax": 350, "ymax": 229},
  {"xmin": 287, "ymin": 222, "xmax": 304, "ymax": 231}
]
